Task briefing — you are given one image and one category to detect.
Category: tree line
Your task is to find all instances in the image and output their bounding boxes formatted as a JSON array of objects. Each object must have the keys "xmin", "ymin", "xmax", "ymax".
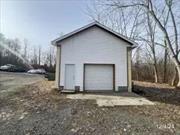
[
  {"xmin": 0, "ymin": 33, "xmax": 55, "ymax": 72},
  {"xmin": 88, "ymin": 0, "xmax": 180, "ymax": 87}
]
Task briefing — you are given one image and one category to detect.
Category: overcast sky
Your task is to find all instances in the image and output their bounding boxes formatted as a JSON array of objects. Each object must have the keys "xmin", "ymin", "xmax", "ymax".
[{"xmin": 0, "ymin": 0, "xmax": 92, "ymax": 48}]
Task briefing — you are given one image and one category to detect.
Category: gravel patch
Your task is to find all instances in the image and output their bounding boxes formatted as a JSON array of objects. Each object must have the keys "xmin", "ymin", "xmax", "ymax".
[{"xmin": 0, "ymin": 72, "xmax": 180, "ymax": 134}]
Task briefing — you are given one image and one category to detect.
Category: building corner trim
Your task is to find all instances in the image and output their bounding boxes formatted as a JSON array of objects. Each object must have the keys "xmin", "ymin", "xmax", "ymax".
[{"xmin": 127, "ymin": 47, "xmax": 132, "ymax": 92}]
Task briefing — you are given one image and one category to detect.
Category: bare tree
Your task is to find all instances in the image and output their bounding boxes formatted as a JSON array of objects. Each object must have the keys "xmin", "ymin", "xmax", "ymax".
[
  {"xmin": 163, "ymin": 39, "xmax": 168, "ymax": 83},
  {"xmin": 31, "ymin": 47, "xmax": 38, "ymax": 65},
  {"xmin": 45, "ymin": 46, "xmax": 55, "ymax": 67},
  {"xmin": 23, "ymin": 39, "xmax": 28, "ymax": 60},
  {"xmin": 87, "ymin": 0, "xmax": 143, "ymax": 39},
  {"xmin": 134, "ymin": 47, "xmax": 142, "ymax": 80},
  {"xmin": 145, "ymin": 10, "xmax": 159, "ymax": 83},
  {"xmin": 38, "ymin": 45, "xmax": 41, "ymax": 65},
  {"xmin": 92, "ymin": 0, "xmax": 180, "ymax": 87}
]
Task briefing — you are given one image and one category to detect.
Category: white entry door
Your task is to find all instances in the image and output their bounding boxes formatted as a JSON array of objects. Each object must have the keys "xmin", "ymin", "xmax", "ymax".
[
  {"xmin": 65, "ymin": 64, "xmax": 75, "ymax": 90},
  {"xmin": 85, "ymin": 64, "xmax": 113, "ymax": 91}
]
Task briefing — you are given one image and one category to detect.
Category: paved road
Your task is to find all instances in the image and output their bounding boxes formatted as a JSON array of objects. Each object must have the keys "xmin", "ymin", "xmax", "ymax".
[{"xmin": 0, "ymin": 71, "xmax": 44, "ymax": 97}]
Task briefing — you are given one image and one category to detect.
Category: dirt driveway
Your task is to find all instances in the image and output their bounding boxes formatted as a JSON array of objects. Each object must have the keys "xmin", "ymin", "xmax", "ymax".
[{"xmin": 0, "ymin": 72, "xmax": 180, "ymax": 135}]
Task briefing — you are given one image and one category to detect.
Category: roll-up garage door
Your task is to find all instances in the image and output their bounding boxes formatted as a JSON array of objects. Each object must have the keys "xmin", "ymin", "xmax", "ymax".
[{"xmin": 84, "ymin": 64, "xmax": 114, "ymax": 91}]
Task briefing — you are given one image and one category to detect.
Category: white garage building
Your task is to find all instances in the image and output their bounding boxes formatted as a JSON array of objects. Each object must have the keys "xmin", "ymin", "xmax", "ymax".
[{"xmin": 52, "ymin": 22, "xmax": 136, "ymax": 92}]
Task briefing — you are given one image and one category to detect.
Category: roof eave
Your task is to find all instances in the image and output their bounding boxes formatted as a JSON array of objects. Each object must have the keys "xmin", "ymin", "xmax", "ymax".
[
  {"xmin": 128, "ymin": 44, "xmax": 138, "ymax": 49},
  {"xmin": 51, "ymin": 22, "xmax": 137, "ymax": 46}
]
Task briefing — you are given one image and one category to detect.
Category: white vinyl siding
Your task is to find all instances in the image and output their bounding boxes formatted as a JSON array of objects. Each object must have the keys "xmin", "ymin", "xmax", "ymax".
[{"xmin": 59, "ymin": 26, "xmax": 130, "ymax": 91}]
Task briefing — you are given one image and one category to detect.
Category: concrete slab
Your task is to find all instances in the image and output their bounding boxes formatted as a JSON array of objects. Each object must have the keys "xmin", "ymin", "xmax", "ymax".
[{"xmin": 66, "ymin": 92, "xmax": 154, "ymax": 107}]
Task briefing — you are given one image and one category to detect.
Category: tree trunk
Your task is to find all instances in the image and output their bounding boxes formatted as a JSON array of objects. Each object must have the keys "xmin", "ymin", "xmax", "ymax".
[
  {"xmin": 176, "ymin": 65, "xmax": 180, "ymax": 87},
  {"xmin": 171, "ymin": 68, "xmax": 176, "ymax": 86},
  {"xmin": 152, "ymin": 47, "xmax": 158, "ymax": 83},
  {"xmin": 153, "ymin": 64, "xmax": 158, "ymax": 83},
  {"xmin": 171, "ymin": 57, "xmax": 180, "ymax": 87},
  {"xmin": 163, "ymin": 40, "xmax": 167, "ymax": 83},
  {"xmin": 38, "ymin": 47, "xmax": 41, "ymax": 65}
]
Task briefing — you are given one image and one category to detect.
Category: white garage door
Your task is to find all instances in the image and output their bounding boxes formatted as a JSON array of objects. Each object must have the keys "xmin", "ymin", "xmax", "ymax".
[{"xmin": 85, "ymin": 64, "xmax": 114, "ymax": 91}]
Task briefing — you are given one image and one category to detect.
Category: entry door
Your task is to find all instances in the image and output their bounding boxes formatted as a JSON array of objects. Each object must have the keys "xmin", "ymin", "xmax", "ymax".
[{"xmin": 65, "ymin": 64, "xmax": 75, "ymax": 90}]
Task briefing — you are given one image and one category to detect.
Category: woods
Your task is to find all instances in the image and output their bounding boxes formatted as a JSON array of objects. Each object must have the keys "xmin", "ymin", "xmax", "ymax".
[
  {"xmin": 0, "ymin": 33, "xmax": 55, "ymax": 72},
  {"xmin": 88, "ymin": 0, "xmax": 180, "ymax": 87}
]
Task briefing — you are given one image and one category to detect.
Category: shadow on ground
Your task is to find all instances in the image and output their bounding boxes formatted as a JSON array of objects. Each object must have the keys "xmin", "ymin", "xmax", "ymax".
[{"xmin": 133, "ymin": 81, "xmax": 180, "ymax": 106}]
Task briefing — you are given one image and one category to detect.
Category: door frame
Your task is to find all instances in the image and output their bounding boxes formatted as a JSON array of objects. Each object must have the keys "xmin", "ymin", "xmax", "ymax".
[
  {"xmin": 64, "ymin": 64, "xmax": 75, "ymax": 90},
  {"xmin": 83, "ymin": 63, "xmax": 115, "ymax": 92}
]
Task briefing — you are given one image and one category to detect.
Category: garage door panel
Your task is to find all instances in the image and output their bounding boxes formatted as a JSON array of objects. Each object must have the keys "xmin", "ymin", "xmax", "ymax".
[{"xmin": 85, "ymin": 65, "xmax": 113, "ymax": 91}]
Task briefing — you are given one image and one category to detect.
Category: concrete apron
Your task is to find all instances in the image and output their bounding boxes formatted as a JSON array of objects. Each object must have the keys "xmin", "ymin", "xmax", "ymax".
[{"xmin": 66, "ymin": 93, "xmax": 154, "ymax": 107}]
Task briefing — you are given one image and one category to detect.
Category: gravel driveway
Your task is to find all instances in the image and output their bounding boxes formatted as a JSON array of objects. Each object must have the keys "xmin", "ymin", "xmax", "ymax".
[
  {"xmin": 0, "ymin": 72, "xmax": 180, "ymax": 135},
  {"xmin": 0, "ymin": 71, "xmax": 44, "ymax": 98}
]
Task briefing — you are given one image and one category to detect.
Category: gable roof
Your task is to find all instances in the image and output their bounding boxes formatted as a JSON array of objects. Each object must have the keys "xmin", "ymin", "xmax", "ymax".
[{"xmin": 52, "ymin": 22, "xmax": 137, "ymax": 47}]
